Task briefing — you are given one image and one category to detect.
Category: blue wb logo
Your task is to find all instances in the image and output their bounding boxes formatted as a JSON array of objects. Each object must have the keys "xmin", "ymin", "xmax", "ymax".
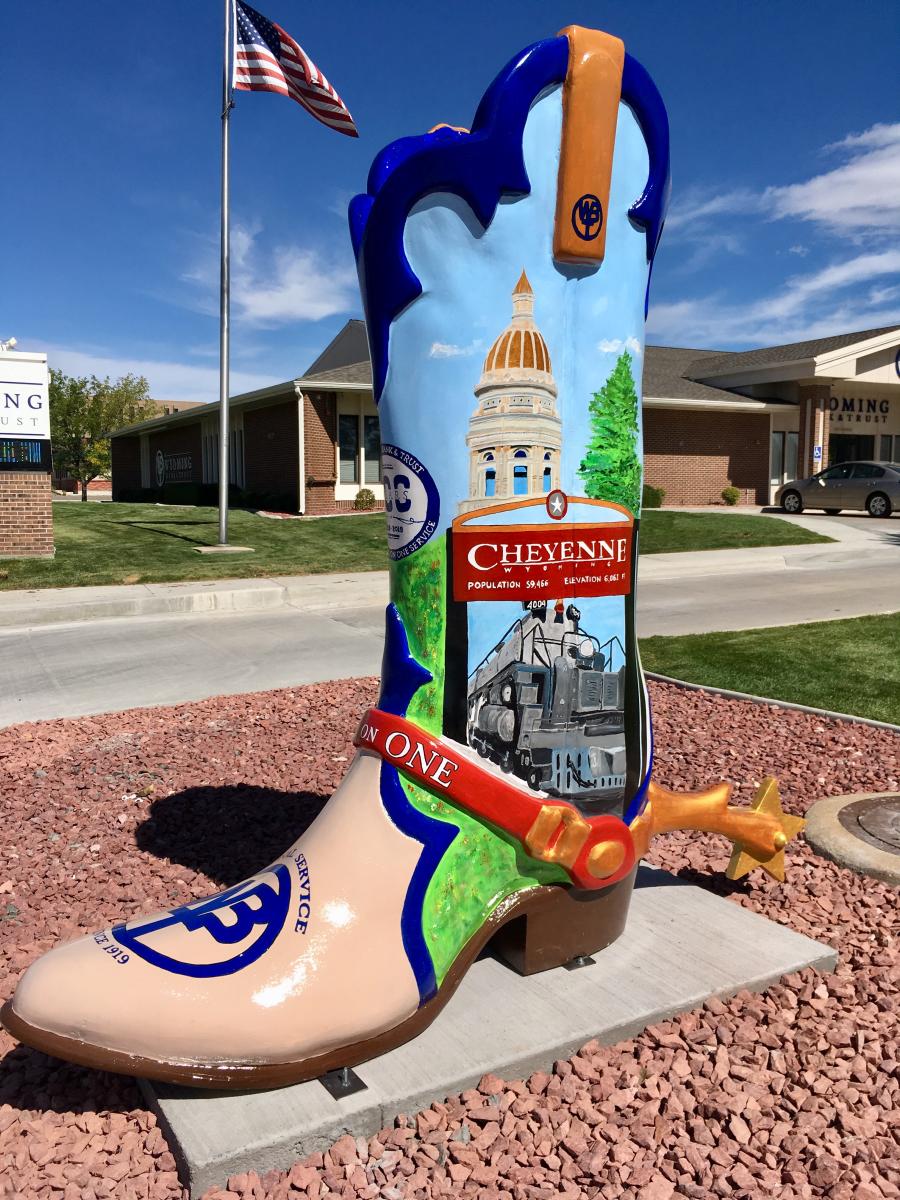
[
  {"xmin": 113, "ymin": 864, "xmax": 292, "ymax": 977},
  {"xmin": 572, "ymin": 194, "xmax": 603, "ymax": 241}
]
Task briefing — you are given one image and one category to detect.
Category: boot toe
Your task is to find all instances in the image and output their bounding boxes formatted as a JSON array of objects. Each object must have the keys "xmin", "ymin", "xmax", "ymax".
[{"xmin": 10, "ymin": 933, "xmax": 137, "ymax": 1056}]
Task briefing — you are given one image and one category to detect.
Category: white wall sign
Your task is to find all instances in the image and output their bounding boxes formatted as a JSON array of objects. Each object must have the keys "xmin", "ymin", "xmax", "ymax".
[{"xmin": 0, "ymin": 351, "xmax": 50, "ymax": 441}]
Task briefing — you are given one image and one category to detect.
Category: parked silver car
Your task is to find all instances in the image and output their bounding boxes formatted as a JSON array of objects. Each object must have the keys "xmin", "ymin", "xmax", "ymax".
[{"xmin": 776, "ymin": 461, "xmax": 900, "ymax": 517}]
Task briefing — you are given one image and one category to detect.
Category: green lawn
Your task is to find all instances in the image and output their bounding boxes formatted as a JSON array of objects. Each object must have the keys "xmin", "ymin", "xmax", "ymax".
[
  {"xmin": 0, "ymin": 504, "xmax": 387, "ymax": 590},
  {"xmin": 0, "ymin": 503, "xmax": 832, "ymax": 591},
  {"xmin": 637, "ymin": 510, "xmax": 831, "ymax": 554},
  {"xmin": 640, "ymin": 613, "xmax": 900, "ymax": 725}
]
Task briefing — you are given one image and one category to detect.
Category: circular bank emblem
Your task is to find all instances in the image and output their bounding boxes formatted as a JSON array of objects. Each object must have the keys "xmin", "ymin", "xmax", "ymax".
[
  {"xmin": 382, "ymin": 444, "xmax": 440, "ymax": 561},
  {"xmin": 155, "ymin": 449, "xmax": 166, "ymax": 488}
]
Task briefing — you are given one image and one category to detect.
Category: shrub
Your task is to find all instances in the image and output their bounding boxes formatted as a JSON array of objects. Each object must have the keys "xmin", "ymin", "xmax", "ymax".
[
  {"xmin": 721, "ymin": 486, "xmax": 741, "ymax": 506},
  {"xmin": 354, "ymin": 487, "xmax": 378, "ymax": 511},
  {"xmin": 642, "ymin": 483, "xmax": 666, "ymax": 509}
]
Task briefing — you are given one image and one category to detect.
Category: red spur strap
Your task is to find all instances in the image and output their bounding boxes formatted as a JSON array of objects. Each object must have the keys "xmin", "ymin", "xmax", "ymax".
[{"xmin": 354, "ymin": 707, "xmax": 635, "ymax": 890}]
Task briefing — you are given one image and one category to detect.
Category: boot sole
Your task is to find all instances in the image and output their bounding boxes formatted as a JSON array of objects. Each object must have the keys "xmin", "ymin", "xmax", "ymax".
[{"xmin": 0, "ymin": 872, "xmax": 634, "ymax": 1091}]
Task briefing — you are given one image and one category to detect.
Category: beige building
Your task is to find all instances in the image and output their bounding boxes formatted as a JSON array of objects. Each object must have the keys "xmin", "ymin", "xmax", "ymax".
[{"xmin": 460, "ymin": 271, "xmax": 562, "ymax": 513}]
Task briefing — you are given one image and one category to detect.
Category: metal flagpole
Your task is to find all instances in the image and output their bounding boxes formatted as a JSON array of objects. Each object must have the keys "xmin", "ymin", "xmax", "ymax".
[{"xmin": 217, "ymin": 0, "xmax": 234, "ymax": 545}]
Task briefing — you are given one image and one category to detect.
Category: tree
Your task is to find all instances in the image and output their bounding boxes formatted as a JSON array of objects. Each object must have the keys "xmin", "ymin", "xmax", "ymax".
[
  {"xmin": 49, "ymin": 371, "xmax": 156, "ymax": 500},
  {"xmin": 577, "ymin": 351, "xmax": 642, "ymax": 515}
]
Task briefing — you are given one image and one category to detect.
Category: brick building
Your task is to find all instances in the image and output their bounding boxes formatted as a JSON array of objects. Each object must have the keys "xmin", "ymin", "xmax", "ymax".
[
  {"xmin": 109, "ymin": 322, "xmax": 900, "ymax": 513},
  {"xmin": 0, "ymin": 349, "xmax": 53, "ymax": 559},
  {"xmin": 54, "ymin": 399, "xmax": 206, "ymax": 496}
]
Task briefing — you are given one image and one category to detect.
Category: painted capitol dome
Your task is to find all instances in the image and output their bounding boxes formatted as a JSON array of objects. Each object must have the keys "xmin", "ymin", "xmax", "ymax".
[{"xmin": 459, "ymin": 270, "xmax": 562, "ymax": 513}]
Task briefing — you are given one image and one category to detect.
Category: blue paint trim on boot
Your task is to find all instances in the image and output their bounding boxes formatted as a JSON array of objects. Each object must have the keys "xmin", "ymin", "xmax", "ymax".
[
  {"xmin": 379, "ymin": 760, "xmax": 458, "ymax": 1004},
  {"xmin": 376, "ymin": 603, "xmax": 458, "ymax": 1003},
  {"xmin": 378, "ymin": 602, "xmax": 433, "ymax": 717},
  {"xmin": 349, "ymin": 34, "xmax": 670, "ymax": 402}
]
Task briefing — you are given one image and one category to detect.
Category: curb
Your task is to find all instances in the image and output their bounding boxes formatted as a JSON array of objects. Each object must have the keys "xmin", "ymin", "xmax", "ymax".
[
  {"xmin": 0, "ymin": 585, "xmax": 287, "ymax": 629},
  {"xmin": 644, "ymin": 671, "xmax": 900, "ymax": 735},
  {"xmin": 0, "ymin": 573, "xmax": 391, "ymax": 631}
]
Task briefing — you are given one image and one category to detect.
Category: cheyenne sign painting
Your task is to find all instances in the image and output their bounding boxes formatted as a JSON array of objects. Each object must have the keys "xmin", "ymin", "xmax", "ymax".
[{"xmin": 453, "ymin": 499, "xmax": 633, "ymax": 600}]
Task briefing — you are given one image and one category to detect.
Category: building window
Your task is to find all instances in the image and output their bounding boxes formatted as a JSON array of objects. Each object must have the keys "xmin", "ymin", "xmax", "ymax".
[
  {"xmin": 229, "ymin": 426, "xmax": 245, "ymax": 489},
  {"xmin": 770, "ymin": 430, "xmax": 798, "ymax": 490},
  {"xmin": 335, "ymin": 397, "xmax": 384, "ymax": 500},
  {"xmin": 485, "ymin": 468, "xmax": 496, "ymax": 497},
  {"xmin": 338, "ymin": 413, "xmax": 359, "ymax": 484},
  {"xmin": 880, "ymin": 434, "xmax": 894, "ymax": 462},
  {"xmin": 363, "ymin": 415, "xmax": 381, "ymax": 485},
  {"xmin": 543, "ymin": 467, "xmax": 551, "ymax": 492},
  {"xmin": 202, "ymin": 413, "xmax": 244, "ymax": 487}
]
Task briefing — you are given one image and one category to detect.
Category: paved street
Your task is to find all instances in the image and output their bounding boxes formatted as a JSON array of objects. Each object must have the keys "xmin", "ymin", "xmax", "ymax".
[{"xmin": 3, "ymin": 511, "xmax": 897, "ymax": 726}]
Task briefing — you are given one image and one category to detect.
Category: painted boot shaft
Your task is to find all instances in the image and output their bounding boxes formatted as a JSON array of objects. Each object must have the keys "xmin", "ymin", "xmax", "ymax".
[{"xmin": 1, "ymin": 27, "xmax": 802, "ymax": 1089}]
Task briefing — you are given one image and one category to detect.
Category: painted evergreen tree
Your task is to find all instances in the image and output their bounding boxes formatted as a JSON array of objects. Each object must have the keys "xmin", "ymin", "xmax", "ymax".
[{"xmin": 577, "ymin": 351, "xmax": 642, "ymax": 514}]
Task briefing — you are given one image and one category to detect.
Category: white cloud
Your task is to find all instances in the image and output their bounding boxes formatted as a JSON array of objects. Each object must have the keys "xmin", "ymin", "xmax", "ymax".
[
  {"xmin": 429, "ymin": 340, "xmax": 482, "ymax": 358},
  {"xmin": 35, "ymin": 344, "xmax": 281, "ymax": 405},
  {"xmin": 181, "ymin": 221, "xmax": 358, "ymax": 328},
  {"xmin": 667, "ymin": 122, "xmax": 900, "ymax": 240},
  {"xmin": 654, "ymin": 122, "xmax": 900, "ymax": 347},
  {"xmin": 664, "ymin": 188, "xmax": 763, "ymax": 232},
  {"xmin": 327, "ymin": 189, "xmax": 355, "ymax": 220},
  {"xmin": 598, "ymin": 336, "xmax": 641, "ymax": 355},
  {"xmin": 647, "ymin": 249, "xmax": 900, "ymax": 347},
  {"xmin": 824, "ymin": 122, "xmax": 900, "ymax": 153},
  {"xmin": 768, "ymin": 123, "xmax": 900, "ymax": 234}
]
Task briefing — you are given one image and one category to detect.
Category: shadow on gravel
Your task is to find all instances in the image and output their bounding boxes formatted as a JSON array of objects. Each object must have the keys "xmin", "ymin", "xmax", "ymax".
[
  {"xmin": 0, "ymin": 1042, "xmax": 146, "ymax": 1117},
  {"xmin": 135, "ymin": 784, "xmax": 330, "ymax": 885},
  {"xmin": 670, "ymin": 864, "xmax": 752, "ymax": 898}
]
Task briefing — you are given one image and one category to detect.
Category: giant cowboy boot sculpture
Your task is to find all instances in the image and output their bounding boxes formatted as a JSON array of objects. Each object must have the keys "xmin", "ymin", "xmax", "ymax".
[{"xmin": 2, "ymin": 26, "xmax": 804, "ymax": 1089}]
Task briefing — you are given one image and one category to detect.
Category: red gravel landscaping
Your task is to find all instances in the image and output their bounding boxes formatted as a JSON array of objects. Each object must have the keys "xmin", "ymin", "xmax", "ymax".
[{"xmin": 1, "ymin": 679, "xmax": 898, "ymax": 1200}]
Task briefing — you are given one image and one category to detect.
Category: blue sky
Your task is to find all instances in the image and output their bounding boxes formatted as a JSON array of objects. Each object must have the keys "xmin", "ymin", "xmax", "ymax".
[{"xmin": 4, "ymin": 1, "xmax": 898, "ymax": 402}]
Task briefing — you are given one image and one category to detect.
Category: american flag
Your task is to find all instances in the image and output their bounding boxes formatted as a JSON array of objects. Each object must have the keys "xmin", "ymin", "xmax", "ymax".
[{"xmin": 233, "ymin": 1, "xmax": 357, "ymax": 137}]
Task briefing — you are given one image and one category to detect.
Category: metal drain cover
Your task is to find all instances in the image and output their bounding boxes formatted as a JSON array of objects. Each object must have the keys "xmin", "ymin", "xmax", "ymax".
[
  {"xmin": 856, "ymin": 796, "xmax": 900, "ymax": 850},
  {"xmin": 839, "ymin": 794, "xmax": 900, "ymax": 853}
]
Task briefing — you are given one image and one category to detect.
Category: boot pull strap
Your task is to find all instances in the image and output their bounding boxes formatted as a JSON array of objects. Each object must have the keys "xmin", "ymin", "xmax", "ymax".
[
  {"xmin": 353, "ymin": 707, "xmax": 636, "ymax": 891},
  {"xmin": 553, "ymin": 26, "xmax": 624, "ymax": 266}
]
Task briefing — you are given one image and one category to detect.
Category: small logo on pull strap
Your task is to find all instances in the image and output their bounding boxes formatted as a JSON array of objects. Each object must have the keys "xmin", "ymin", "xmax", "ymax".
[{"xmin": 572, "ymin": 194, "xmax": 602, "ymax": 241}]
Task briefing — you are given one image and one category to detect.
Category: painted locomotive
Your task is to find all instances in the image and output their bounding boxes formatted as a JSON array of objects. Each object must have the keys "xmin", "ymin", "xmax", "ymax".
[{"xmin": 466, "ymin": 600, "xmax": 626, "ymax": 806}]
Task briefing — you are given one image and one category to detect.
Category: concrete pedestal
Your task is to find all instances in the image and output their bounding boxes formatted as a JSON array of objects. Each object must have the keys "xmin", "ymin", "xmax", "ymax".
[{"xmin": 142, "ymin": 866, "xmax": 836, "ymax": 1197}]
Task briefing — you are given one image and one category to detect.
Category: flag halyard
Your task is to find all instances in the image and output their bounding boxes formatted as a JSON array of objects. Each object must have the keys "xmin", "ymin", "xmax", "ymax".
[{"xmin": 233, "ymin": 0, "xmax": 358, "ymax": 136}]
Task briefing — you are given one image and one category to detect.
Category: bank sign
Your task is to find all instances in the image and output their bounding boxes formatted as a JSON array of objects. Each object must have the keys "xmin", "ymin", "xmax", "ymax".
[
  {"xmin": 0, "ymin": 353, "xmax": 50, "ymax": 441},
  {"xmin": 828, "ymin": 396, "xmax": 892, "ymax": 426}
]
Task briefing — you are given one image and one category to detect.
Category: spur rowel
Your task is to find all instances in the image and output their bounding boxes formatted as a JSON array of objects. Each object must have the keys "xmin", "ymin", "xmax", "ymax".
[{"xmin": 3, "ymin": 25, "xmax": 679, "ymax": 1089}]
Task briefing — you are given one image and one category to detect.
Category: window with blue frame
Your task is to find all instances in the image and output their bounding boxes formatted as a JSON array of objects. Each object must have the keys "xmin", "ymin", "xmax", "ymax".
[{"xmin": 513, "ymin": 448, "xmax": 528, "ymax": 495}]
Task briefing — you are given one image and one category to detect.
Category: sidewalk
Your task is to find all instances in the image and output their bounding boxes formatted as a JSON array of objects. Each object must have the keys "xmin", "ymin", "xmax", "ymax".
[
  {"xmin": 0, "ymin": 520, "xmax": 893, "ymax": 631},
  {"xmin": 3, "ymin": 533, "xmax": 897, "ymax": 726}
]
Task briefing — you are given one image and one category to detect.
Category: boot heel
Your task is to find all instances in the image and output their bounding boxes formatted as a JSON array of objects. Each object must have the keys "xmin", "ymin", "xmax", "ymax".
[{"xmin": 492, "ymin": 868, "xmax": 636, "ymax": 976}]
